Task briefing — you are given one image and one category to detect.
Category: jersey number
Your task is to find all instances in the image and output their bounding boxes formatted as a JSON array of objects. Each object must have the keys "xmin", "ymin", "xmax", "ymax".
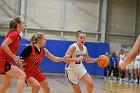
[{"xmin": 34, "ymin": 62, "xmax": 38, "ymax": 66}]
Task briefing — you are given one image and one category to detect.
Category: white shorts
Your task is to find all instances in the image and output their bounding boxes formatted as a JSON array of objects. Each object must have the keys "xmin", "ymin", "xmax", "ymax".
[
  {"xmin": 134, "ymin": 61, "xmax": 140, "ymax": 69},
  {"xmin": 65, "ymin": 67, "xmax": 87, "ymax": 85},
  {"xmin": 126, "ymin": 63, "xmax": 134, "ymax": 69},
  {"xmin": 119, "ymin": 61, "xmax": 123, "ymax": 65}
]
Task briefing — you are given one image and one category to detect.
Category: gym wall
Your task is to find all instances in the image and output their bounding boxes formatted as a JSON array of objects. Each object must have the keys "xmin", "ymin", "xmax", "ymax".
[{"xmin": 0, "ymin": 37, "xmax": 109, "ymax": 76}]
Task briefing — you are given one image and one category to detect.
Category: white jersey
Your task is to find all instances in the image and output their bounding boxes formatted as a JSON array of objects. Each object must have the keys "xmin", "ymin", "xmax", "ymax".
[
  {"xmin": 119, "ymin": 54, "xmax": 125, "ymax": 65},
  {"xmin": 65, "ymin": 43, "xmax": 87, "ymax": 70}
]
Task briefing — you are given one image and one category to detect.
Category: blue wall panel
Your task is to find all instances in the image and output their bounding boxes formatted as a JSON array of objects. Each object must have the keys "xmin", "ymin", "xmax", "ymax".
[{"xmin": 0, "ymin": 37, "xmax": 109, "ymax": 76}]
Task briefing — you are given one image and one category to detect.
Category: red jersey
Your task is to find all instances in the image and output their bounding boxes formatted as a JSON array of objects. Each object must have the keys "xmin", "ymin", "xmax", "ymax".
[
  {"xmin": 24, "ymin": 44, "xmax": 45, "ymax": 73},
  {"xmin": 0, "ymin": 29, "xmax": 21, "ymax": 62}
]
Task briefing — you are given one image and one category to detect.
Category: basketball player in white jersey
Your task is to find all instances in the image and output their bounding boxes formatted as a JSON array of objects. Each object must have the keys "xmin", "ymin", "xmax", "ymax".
[
  {"xmin": 118, "ymin": 50, "xmax": 125, "ymax": 82},
  {"xmin": 134, "ymin": 53, "xmax": 140, "ymax": 84},
  {"xmin": 63, "ymin": 32, "xmax": 98, "ymax": 93},
  {"xmin": 119, "ymin": 50, "xmax": 125, "ymax": 66},
  {"xmin": 125, "ymin": 51, "xmax": 135, "ymax": 83}
]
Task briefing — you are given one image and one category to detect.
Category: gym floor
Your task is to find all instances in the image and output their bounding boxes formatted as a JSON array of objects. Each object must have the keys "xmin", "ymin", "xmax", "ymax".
[{"xmin": 0, "ymin": 74, "xmax": 140, "ymax": 93}]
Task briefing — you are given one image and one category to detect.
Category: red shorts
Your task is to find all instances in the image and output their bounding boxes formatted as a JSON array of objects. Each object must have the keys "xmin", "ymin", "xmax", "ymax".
[
  {"xmin": 0, "ymin": 59, "xmax": 12, "ymax": 74},
  {"xmin": 25, "ymin": 69, "xmax": 46, "ymax": 83}
]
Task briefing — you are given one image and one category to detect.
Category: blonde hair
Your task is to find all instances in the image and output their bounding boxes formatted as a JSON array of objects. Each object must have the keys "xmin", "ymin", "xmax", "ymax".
[{"xmin": 30, "ymin": 32, "xmax": 45, "ymax": 44}]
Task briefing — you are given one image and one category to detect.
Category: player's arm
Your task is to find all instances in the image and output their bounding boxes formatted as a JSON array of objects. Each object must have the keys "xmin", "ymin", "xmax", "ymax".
[
  {"xmin": 20, "ymin": 45, "xmax": 32, "ymax": 59},
  {"xmin": 63, "ymin": 45, "xmax": 83, "ymax": 62},
  {"xmin": 124, "ymin": 35, "xmax": 140, "ymax": 65},
  {"xmin": 84, "ymin": 50, "xmax": 98, "ymax": 63},
  {"xmin": 1, "ymin": 38, "xmax": 23, "ymax": 70},
  {"xmin": 1, "ymin": 38, "xmax": 16, "ymax": 59},
  {"xmin": 44, "ymin": 48, "xmax": 63, "ymax": 62},
  {"xmin": 120, "ymin": 35, "xmax": 140, "ymax": 70}
]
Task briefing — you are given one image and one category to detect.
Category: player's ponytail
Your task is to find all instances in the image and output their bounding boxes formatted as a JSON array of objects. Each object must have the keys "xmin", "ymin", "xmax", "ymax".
[
  {"xmin": 8, "ymin": 17, "xmax": 22, "ymax": 31},
  {"xmin": 30, "ymin": 32, "xmax": 44, "ymax": 44},
  {"xmin": 30, "ymin": 35, "xmax": 36, "ymax": 44}
]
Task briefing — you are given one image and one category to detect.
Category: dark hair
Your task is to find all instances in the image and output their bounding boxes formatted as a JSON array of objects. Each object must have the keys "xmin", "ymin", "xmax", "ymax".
[
  {"xmin": 77, "ymin": 30, "xmax": 82, "ymax": 33},
  {"xmin": 112, "ymin": 52, "xmax": 116, "ymax": 56},
  {"xmin": 76, "ymin": 30, "xmax": 86, "ymax": 38},
  {"xmin": 9, "ymin": 17, "xmax": 22, "ymax": 31},
  {"xmin": 120, "ymin": 49, "xmax": 124, "ymax": 54},
  {"xmin": 30, "ymin": 32, "xmax": 44, "ymax": 44}
]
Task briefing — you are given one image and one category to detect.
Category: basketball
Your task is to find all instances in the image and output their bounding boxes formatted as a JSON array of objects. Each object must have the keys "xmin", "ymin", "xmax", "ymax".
[{"xmin": 97, "ymin": 55, "xmax": 109, "ymax": 68}]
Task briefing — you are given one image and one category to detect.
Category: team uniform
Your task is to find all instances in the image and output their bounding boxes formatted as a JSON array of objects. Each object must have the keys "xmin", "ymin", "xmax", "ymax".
[
  {"xmin": 65, "ymin": 43, "xmax": 87, "ymax": 85},
  {"xmin": 20, "ymin": 44, "xmax": 45, "ymax": 82},
  {"xmin": 0, "ymin": 29, "xmax": 20, "ymax": 74},
  {"xmin": 108, "ymin": 55, "xmax": 119, "ymax": 79},
  {"xmin": 119, "ymin": 54, "xmax": 125, "ymax": 66},
  {"xmin": 126, "ymin": 60, "xmax": 134, "ymax": 69},
  {"xmin": 118, "ymin": 54, "xmax": 126, "ymax": 80},
  {"xmin": 134, "ymin": 55, "xmax": 140, "ymax": 69}
]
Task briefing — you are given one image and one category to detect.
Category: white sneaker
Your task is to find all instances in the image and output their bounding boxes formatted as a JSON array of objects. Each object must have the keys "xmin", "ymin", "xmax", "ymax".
[
  {"xmin": 134, "ymin": 79, "xmax": 138, "ymax": 83},
  {"xmin": 114, "ymin": 77, "xmax": 117, "ymax": 81},
  {"xmin": 108, "ymin": 77, "xmax": 111, "ymax": 80},
  {"xmin": 119, "ymin": 78, "xmax": 122, "ymax": 82},
  {"xmin": 125, "ymin": 78, "xmax": 129, "ymax": 82},
  {"xmin": 104, "ymin": 77, "xmax": 107, "ymax": 80}
]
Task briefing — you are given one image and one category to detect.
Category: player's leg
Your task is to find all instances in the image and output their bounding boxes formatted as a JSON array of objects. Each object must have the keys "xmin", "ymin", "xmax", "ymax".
[
  {"xmin": 108, "ymin": 66, "xmax": 114, "ymax": 80},
  {"xmin": 138, "ymin": 67, "xmax": 140, "ymax": 84},
  {"xmin": 128, "ymin": 66, "xmax": 133, "ymax": 83},
  {"xmin": 72, "ymin": 84, "xmax": 81, "ymax": 93},
  {"xmin": 26, "ymin": 77, "xmax": 41, "ymax": 93},
  {"xmin": 104, "ymin": 67, "xmax": 107, "ymax": 80},
  {"xmin": 118, "ymin": 62, "xmax": 122, "ymax": 79},
  {"xmin": 65, "ymin": 69, "xmax": 81, "ymax": 93},
  {"xmin": 81, "ymin": 74, "xmax": 94, "ymax": 93},
  {"xmin": 5, "ymin": 65, "xmax": 26, "ymax": 93},
  {"xmin": 139, "ymin": 64, "xmax": 140, "ymax": 84},
  {"xmin": 119, "ymin": 63, "xmax": 125, "ymax": 82},
  {"xmin": 40, "ymin": 79, "xmax": 50, "ymax": 93},
  {"xmin": 0, "ymin": 75, "xmax": 11, "ymax": 93},
  {"xmin": 125, "ymin": 68, "xmax": 129, "ymax": 82},
  {"xmin": 108, "ymin": 66, "xmax": 112, "ymax": 79},
  {"xmin": 135, "ymin": 68, "xmax": 138, "ymax": 84},
  {"xmin": 114, "ymin": 65, "xmax": 119, "ymax": 81},
  {"xmin": 119, "ymin": 68, "xmax": 123, "ymax": 82}
]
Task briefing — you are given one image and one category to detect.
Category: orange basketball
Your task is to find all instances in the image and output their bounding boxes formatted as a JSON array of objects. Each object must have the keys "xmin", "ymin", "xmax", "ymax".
[{"xmin": 97, "ymin": 55, "xmax": 109, "ymax": 68}]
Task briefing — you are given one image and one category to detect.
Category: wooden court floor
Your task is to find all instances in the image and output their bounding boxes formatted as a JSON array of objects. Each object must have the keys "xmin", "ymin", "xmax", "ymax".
[{"xmin": 0, "ymin": 74, "xmax": 140, "ymax": 93}]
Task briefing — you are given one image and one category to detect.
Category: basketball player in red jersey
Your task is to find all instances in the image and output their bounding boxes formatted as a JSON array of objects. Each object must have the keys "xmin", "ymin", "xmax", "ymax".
[
  {"xmin": 0, "ymin": 17, "xmax": 26, "ymax": 93},
  {"xmin": 20, "ymin": 32, "xmax": 63, "ymax": 93}
]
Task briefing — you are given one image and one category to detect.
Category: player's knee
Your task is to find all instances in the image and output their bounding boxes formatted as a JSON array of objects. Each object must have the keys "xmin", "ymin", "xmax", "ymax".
[
  {"xmin": 19, "ymin": 72, "xmax": 26, "ymax": 80},
  {"xmin": 47, "ymin": 87, "xmax": 50, "ymax": 92},
  {"xmin": 18, "ymin": 72, "xmax": 26, "ymax": 80},
  {"xmin": 1, "ymin": 82, "xmax": 11, "ymax": 89},
  {"xmin": 44, "ymin": 86, "xmax": 50, "ymax": 92},
  {"xmin": 33, "ymin": 84, "xmax": 41, "ymax": 90},
  {"xmin": 87, "ymin": 82, "xmax": 94, "ymax": 88}
]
